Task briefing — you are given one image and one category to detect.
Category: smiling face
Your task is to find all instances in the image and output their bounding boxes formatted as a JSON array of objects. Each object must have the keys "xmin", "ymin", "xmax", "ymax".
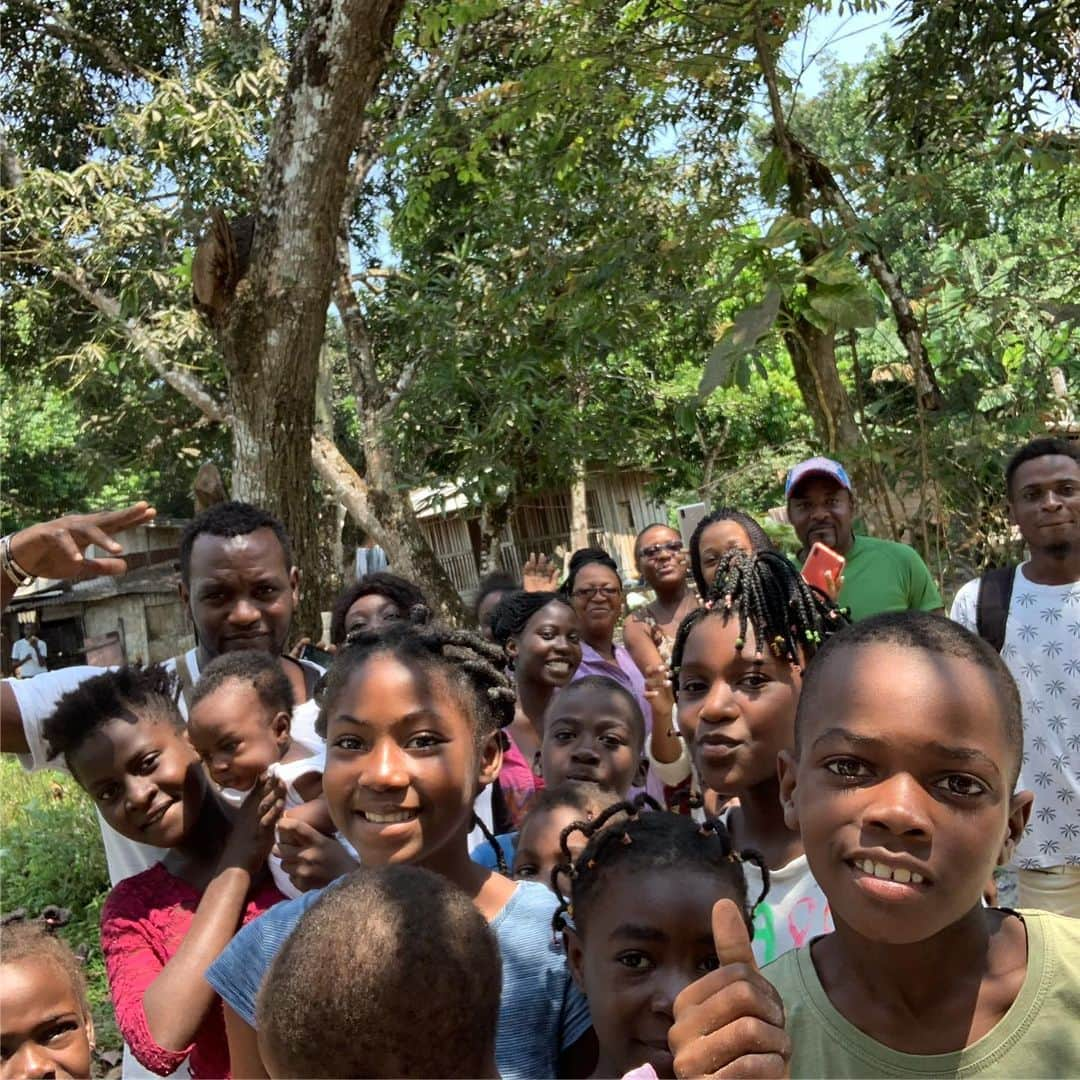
[
  {"xmin": 320, "ymin": 655, "xmax": 502, "ymax": 868},
  {"xmin": 0, "ymin": 958, "xmax": 93, "ymax": 1080},
  {"xmin": 344, "ymin": 594, "xmax": 406, "ymax": 637},
  {"xmin": 566, "ymin": 865, "xmax": 736, "ymax": 1079},
  {"xmin": 695, "ymin": 520, "xmax": 753, "ymax": 591},
  {"xmin": 181, "ymin": 528, "xmax": 300, "ymax": 660},
  {"xmin": 188, "ymin": 680, "xmax": 289, "ymax": 792},
  {"xmin": 506, "ymin": 601, "xmax": 582, "ymax": 689},
  {"xmin": 68, "ymin": 713, "xmax": 205, "ymax": 848},
  {"xmin": 540, "ymin": 683, "xmax": 645, "ymax": 797},
  {"xmin": 636, "ymin": 526, "xmax": 687, "ymax": 592},
  {"xmin": 780, "ymin": 643, "xmax": 1031, "ymax": 946},
  {"xmin": 570, "ymin": 563, "xmax": 623, "ymax": 648},
  {"xmin": 787, "ymin": 476, "xmax": 855, "ymax": 556},
  {"xmin": 676, "ymin": 616, "xmax": 801, "ymax": 798},
  {"xmin": 1007, "ymin": 453, "xmax": 1080, "ymax": 557}
]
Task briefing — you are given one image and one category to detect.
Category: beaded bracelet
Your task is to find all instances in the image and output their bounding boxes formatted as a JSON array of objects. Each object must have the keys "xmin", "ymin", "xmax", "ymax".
[{"xmin": 0, "ymin": 534, "xmax": 36, "ymax": 587}]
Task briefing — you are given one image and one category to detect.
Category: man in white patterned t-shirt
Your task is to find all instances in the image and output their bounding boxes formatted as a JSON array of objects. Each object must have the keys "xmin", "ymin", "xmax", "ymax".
[{"xmin": 951, "ymin": 436, "xmax": 1080, "ymax": 916}]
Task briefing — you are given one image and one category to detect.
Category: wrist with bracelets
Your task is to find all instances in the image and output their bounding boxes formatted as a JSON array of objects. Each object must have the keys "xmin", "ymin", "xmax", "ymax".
[{"xmin": 1, "ymin": 534, "xmax": 36, "ymax": 587}]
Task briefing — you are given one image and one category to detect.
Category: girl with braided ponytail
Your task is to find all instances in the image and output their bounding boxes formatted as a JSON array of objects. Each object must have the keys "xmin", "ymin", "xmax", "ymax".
[
  {"xmin": 206, "ymin": 623, "xmax": 594, "ymax": 1080},
  {"xmin": 489, "ymin": 590, "xmax": 582, "ymax": 826},
  {"xmin": 555, "ymin": 800, "xmax": 771, "ymax": 1079},
  {"xmin": 668, "ymin": 547, "xmax": 848, "ymax": 966}
]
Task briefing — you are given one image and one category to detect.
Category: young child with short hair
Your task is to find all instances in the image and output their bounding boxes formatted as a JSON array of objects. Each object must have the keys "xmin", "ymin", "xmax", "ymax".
[
  {"xmin": 0, "ymin": 918, "xmax": 95, "ymax": 1080},
  {"xmin": 556, "ymin": 801, "xmax": 770, "ymax": 1079},
  {"xmin": 206, "ymin": 624, "xmax": 594, "ymax": 1080},
  {"xmin": 765, "ymin": 611, "xmax": 1080, "ymax": 1076},
  {"xmin": 511, "ymin": 781, "xmax": 621, "ymax": 889},
  {"xmin": 187, "ymin": 650, "xmax": 337, "ymax": 898},
  {"xmin": 671, "ymin": 549, "xmax": 847, "ymax": 964},
  {"xmin": 537, "ymin": 674, "xmax": 649, "ymax": 796},
  {"xmin": 255, "ymin": 865, "xmax": 501, "ymax": 1078},
  {"xmin": 43, "ymin": 666, "xmax": 286, "ymax": 1078}
]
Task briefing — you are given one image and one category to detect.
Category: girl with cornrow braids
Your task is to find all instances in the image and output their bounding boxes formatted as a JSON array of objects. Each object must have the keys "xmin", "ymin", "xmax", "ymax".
[
  {"xmin": 555, "ymin": 798, "xmax": 772, "ymax": 1079},
  {"xmin": 489, "ymin": 590, "xmax": 582, "ymax": 826},
  {"xmin": 206, "ymin": 623, "xmax": 595, "ymax": 1080},
  {"xmin": 667, "ymin": 547, "xmax": 848, "ymax": 966}
]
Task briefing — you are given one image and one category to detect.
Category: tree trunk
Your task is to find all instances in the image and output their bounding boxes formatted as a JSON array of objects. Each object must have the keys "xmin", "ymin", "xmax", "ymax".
[
  {"xmin": 570, "ymin": 463, "xmax": 589, "ymax": 551},
  {"xmin": 478, "ymin": 494, "xmax": 513, "ymax": 576},
  {"xmin": 214, "ymin": 0, "xmax": 406, "ymax": 637}
]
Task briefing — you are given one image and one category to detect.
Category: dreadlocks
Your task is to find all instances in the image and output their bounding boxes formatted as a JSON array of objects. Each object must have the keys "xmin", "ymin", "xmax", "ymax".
[
  {"xmin": 551, "ymin": 796, "xmax": 768, "ymax": 937},
  {"xmin": 672, "ymin": 548, "xmax": 848, "ymax": 676}
]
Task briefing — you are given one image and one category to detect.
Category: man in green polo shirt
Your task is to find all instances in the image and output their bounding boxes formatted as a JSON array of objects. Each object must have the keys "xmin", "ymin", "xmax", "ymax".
[{"xmin": 785, "ymin": 456, "xmax": 943, "ymax": 620}]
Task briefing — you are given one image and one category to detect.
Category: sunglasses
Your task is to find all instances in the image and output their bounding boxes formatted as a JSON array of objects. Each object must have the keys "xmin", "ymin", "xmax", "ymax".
[{"xmin": 640, "ymin": 539, "xmax": 683, "ymax": 560}]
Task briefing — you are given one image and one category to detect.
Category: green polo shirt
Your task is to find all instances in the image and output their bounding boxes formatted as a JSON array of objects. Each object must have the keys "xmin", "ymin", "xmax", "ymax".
[{"xmin": 802, "ymin": 534, "xmax": 942, "ymax": 621}]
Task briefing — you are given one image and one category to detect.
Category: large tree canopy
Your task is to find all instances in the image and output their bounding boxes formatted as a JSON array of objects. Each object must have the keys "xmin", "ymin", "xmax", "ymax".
[{"xmin": 2, "ymin": 0, "xmax": 1077, "ymax": 621}]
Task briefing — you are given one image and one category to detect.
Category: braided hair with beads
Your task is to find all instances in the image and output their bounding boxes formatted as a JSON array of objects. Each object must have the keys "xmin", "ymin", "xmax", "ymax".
[
  {"xmin": 314, "ymin": 621, "xmax": 517, "ymax": 873},
  {"xmin": 550, "ymin": 795, "xmax": 769, "ymax": 937},
  {"xmin": 672, "ymin": 548, "xmax": 848, "ymax": 677}
]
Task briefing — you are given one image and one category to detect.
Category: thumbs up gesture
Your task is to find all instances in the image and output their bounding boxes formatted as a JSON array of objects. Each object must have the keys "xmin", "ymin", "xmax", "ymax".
[{"xmin": 668, "ymin": 899, "xmax": 790, "ymax": 1078}]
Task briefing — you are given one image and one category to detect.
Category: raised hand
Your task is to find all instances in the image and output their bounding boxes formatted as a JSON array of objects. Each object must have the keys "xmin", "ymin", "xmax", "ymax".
[
  {"xmin": 223, "ymin": 773, "xmax": 286, "ymax": 876},
  {"xmin": 522, "ymin": 552, "xmax": 560, "ymax": 592},
  {"xmin": 668, "ymin": 899, "xmax": 790, "ymax": 1078},
  {"xmin": 8, "ymin": 502, "xmax": 156, "ymax": 581}
]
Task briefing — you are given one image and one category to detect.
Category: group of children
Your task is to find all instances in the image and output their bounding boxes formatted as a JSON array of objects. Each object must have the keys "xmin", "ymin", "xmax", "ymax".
[{"xmin": 3, "ymin": 539, "xmax": 1079, "ymax": 1079}]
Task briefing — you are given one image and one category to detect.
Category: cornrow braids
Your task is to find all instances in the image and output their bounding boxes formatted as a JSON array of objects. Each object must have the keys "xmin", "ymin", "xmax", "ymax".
[
  {"xmin": 488, "ymin": 590, "xmax": 573, "ymax": 648},
  {"xmin": 551, "ymin": 797, "xmax": 768, "ymax": 939},
  {"xmin": 672, "ymin": 548, "xmax": 848, "ymax": 678},
  {"xmin": 315, "ymin": 623, "xmax": 516, "ymax": 743}
]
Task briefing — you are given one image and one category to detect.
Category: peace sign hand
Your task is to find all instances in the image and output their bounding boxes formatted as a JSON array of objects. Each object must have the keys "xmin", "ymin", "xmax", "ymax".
[
  {"xmin": 8, "ymin": 503, "xmax": 156, "ymax": 581},
  {"xmin": 669, "ymin": 899, "xmax": 790, "ymax": 1077}
]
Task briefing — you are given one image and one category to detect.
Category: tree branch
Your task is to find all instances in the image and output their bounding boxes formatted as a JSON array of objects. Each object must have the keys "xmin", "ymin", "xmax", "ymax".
[
  {"xmin": 789, "ymin": 134, "xmax": 944, "ymax": 410},
  {"xmin": 41, "ymin": 13, "xmax": 156, "ymax": 82},
  {"xmin": 52, "ymin": 267, "xmax": 230, "ymax": 424}
]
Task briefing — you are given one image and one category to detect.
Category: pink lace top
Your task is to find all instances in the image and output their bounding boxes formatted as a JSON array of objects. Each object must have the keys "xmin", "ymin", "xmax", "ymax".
[{"xmin": 100, "ymin": 861, "xmax": 284, "ymax": 1077}]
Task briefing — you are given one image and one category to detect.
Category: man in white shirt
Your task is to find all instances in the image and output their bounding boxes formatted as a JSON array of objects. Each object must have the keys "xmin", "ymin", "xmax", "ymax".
[
  {"xmin": 950, "ymin": 436, "xmax": 1080, "ymax": 916},
  {"xmin": 11, "ymin": 624, "xmax": 47, "ymax": 677}
]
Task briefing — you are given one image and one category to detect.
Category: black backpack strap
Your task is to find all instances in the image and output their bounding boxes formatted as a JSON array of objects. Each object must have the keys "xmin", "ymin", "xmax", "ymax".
[{"xmin": 975, "ymin": 565, "xmax": 1017, "ymax": 653}]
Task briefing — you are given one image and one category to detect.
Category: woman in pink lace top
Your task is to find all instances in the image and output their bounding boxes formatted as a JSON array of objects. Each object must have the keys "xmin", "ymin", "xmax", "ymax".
[{"xmin": 42, "ymin": 666, "xmax": 286, "ymax": 1078}]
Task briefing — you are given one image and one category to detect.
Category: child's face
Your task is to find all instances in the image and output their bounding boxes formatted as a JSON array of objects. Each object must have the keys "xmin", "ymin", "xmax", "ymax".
[
  {"xmin": 0, "ymin": 958, "xmax": 93, "ymax": 1080},
  {"xmin": 779, "ymin": 644, "xmax": 1032, "ymax": 945},
  {"xmin": 696, "ymin": 520, "xmax": 752, "ymax": 589},
  {"xmin": 69, "ymin": 715, "xmax": 204, "ymax": 848},
  {"xmin": 539, "ymin": 685, "xmax": 645, "ymax": 796},
  {"xmin": 565, "ymin": 865, "xmax": 738, "ymax": 1080},
  {"xmin": 508, "ymin": 602, "xmax": 582, "ymax": 688},
  {"xmin": 188, "ymin": 680, "xmax": 289, "ymax": 791},
  {"xmin": 676, "ymin": 616, "xmax": 801, "ymax": 797},
  {"xmin": 321, "ymin": 655, "xmax": 502, "ymax": 867},
  {"xmin": 512, "ymin": 804, "xmax": 590, "ymax": 889}
]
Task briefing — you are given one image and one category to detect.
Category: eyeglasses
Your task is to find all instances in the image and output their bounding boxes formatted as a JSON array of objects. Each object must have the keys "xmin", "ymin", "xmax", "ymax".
[
  {"xmin": 572, "ymin": 585, "xmax": 622, "ymax": 600},
  {"xmin": 640, "ymin": 540, "xmax": 683, "ymax": 560}
]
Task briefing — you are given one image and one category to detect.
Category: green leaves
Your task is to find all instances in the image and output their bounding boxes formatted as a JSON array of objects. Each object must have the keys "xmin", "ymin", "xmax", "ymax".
[
  {"xmin": 699, "ymin": 282, "xmax": 781, "ymax": 399},
  {"xmin": 806, "ymin": 282, "xmax": 878, "ymax": 330}
]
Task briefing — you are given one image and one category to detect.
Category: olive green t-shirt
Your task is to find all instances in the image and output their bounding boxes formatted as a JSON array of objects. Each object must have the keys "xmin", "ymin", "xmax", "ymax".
[
  {"xmin": 764, "ymin": 910, "xmax": 1080, "ymax": 1077},
  {"xmin": 803, "ymin": 534, "xmax": 943, "ymax": 621}
]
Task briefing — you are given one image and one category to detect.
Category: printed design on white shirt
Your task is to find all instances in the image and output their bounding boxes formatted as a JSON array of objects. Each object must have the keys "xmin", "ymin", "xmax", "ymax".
[{"xmin": 953, "ymin": 571, "xmax": 1080, "ymax": 870}]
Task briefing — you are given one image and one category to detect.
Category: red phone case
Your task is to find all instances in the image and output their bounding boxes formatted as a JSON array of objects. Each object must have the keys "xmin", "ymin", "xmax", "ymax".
[{"xmin": 802, "ymin": 542, "xmax": 845, "ymax": 595}]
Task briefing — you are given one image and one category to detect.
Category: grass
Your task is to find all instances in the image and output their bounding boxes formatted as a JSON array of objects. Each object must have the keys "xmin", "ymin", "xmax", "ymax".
[{"xmin": 0, "ymin": 757, "xmax": 122, "ymax": 1068}]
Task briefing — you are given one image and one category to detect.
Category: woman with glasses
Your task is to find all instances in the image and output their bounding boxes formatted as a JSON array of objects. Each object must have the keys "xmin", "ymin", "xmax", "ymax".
[
  {"xmin": 560, "ymin": 548, "xmax": 667, "ymax": 805},
  {"xmin": 622, "ymin": 525, "xmax": 701, "ymax": 810}
]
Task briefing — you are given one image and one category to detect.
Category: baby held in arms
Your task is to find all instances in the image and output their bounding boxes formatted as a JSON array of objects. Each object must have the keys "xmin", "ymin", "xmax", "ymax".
[{"xmin": 187, "ymin": 650, "xmax": 337, "ymax": 897}]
